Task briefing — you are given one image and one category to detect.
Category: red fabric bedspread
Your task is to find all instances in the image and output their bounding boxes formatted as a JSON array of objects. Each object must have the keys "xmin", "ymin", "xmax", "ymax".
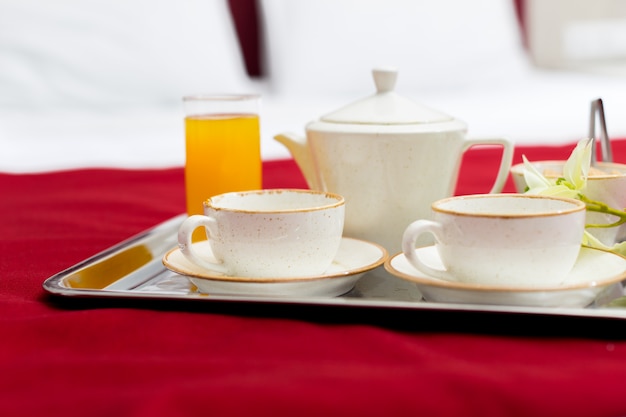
[{"xmin": 2, "ymin": 140, "xmax": 626, "ymax": 417}]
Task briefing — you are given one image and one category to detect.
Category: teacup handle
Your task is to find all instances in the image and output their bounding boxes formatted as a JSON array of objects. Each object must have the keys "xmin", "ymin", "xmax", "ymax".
[
  {"xmin": 402, "ymin": 220, "xmax": 455, "ymax": 281},
  {"xmin": 177, "ymin": 215, "xmax": 228, "ymax": 274},
  {"xmin": 462, "ymin": 137, "xmax": 514, "ymax": 193}
]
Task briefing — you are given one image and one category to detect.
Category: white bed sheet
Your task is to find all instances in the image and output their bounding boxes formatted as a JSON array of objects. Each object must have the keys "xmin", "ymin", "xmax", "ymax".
[{"xmin": 3, "ymin": 0, "xmax": 626, "ymax": 173}]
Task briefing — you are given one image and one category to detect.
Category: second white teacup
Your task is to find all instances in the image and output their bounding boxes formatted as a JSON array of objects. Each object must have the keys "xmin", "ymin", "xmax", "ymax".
[
  {"xmin": 178, "ymin": 189, "xmax": 345, "ymax": 278},
  {"xmin": 402, "ymin": 194, "xmax": 587, "ymax": 287}
]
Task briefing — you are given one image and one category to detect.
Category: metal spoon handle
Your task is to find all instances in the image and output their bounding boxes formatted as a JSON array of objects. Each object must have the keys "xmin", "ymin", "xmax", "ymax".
[{"xmin": 589, "ymin": 98, "xmax": 613, "ymax": 164}]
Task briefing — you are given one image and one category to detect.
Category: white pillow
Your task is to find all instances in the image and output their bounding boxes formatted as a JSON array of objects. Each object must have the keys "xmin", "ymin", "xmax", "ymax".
[
  {"xmin": 260, "ymin": 0, "xmax": 530, "ymax": 97},
  {"xmin": 0, "ymin": 0, "xmax": 252, "ymax": 108}
]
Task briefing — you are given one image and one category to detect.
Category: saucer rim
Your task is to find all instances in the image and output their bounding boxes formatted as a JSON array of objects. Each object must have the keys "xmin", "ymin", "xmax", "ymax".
[
  {"xmin": 384, "ymin": 245, "xmax": 626, "ymax": 293},
  {"xmin": 163, "ymin": 237, "xmax": 388, "ymax": 283}
]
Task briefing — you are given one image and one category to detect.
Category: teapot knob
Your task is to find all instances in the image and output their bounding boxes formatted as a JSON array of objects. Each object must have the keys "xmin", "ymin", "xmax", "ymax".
[{"xmin": 372, "ymin": 67, "xmax": 398, "ymax": 93}]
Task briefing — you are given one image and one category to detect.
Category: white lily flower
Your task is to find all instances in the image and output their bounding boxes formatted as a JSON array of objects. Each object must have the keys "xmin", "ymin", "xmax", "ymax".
[
  {"xmin": 523, "ymin": 138, "xmax": 592, "ymax": 197},
  {"xmin": 522, "ymin": 154, "xmax": 580, "ymax": 199},
  {"xmin": 523, "ymin": 138, "xmax": 626, "ymax": 256}
]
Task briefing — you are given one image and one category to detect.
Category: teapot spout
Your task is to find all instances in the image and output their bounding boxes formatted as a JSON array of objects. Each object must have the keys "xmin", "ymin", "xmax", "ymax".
[{"xmin": 274, "ymin": 133, "xmax": 320, "ymax": 190}]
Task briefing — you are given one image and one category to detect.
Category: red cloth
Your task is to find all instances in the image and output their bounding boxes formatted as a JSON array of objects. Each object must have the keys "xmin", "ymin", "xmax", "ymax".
[{"xmin": 2, "ymin": 141, "xmax": 626, "ymax": 417}]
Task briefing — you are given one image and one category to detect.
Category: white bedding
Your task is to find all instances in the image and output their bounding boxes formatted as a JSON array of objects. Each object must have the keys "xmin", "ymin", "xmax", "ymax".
[{"xmin": 2, "ymin": 0, "xmax": 626, "ymax": 173}]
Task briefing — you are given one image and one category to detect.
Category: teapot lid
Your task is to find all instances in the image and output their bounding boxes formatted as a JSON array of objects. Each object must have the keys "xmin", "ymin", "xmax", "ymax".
[{"xmin": 320, "ymin": 68, "xmax": 453, "ymax": 125}]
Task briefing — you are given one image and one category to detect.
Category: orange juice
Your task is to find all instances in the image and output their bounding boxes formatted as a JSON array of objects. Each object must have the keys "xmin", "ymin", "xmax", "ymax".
[{"xmin": 184, "ymin": 113, "xmax": 261, "ymax": 217}]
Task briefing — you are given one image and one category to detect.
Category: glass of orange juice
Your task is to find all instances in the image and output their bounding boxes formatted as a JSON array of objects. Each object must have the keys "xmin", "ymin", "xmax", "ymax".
[{"xmin": 182, "ymin": 95, "xmax": 262, "ymax": 237}]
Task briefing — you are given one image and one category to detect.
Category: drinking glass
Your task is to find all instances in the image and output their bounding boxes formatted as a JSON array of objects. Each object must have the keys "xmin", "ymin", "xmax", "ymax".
[{"xmin": 183, "ymin": 94, "xmax": 262, "ymax": 218}]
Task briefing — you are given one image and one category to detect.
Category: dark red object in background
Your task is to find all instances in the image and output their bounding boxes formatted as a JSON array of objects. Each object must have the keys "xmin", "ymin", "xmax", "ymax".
[{"xmin": 227, "ymin": 0, "xmax": 528, "ymax": 78}]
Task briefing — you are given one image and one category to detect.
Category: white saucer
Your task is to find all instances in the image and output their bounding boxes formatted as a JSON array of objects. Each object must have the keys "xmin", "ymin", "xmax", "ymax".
[
  {"xmin": 385, "ymin": 245, "xmax": 626, "ymax": 308},
  {"xmin": 163, "ymin": 237, "xmax": 387, "ymax": 297}
]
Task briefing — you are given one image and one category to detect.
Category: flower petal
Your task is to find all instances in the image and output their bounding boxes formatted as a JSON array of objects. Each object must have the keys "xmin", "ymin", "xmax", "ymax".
[
  {"xmin": 537, "ymin": 185, "xmax": 580, "ymax": 199},
  {"xmin": 522, "ymin": 155, "xmax": 553, "ymax": 191},
  {"xmin": 562, "ymin": 139, "xmax": 592, "ymax": 190}
]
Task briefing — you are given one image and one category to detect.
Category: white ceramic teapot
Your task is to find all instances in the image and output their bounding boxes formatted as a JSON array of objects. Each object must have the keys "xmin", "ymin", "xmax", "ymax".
[{"xmin": 275, "ymin": 68, "xmax": 514, "ymax": 253}]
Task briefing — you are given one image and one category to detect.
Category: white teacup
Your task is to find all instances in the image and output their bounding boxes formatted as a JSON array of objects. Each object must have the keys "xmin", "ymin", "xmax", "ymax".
[
  {"xmin": 510, "ymin": 161, "xmax": 626, "ymax": 246},
  {"xmin": 177, "ymin": 189, "xmax": 345, "ymax": 278},
  {"xmin": 402, "ymin": 194, "xmax": 587, "ymax": 287}
]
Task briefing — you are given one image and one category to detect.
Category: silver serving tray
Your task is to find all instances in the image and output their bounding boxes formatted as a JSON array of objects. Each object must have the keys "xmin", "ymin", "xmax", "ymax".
[{"xmin": 43, "ymin": 215, "xmax": 626, "ymax": 325}]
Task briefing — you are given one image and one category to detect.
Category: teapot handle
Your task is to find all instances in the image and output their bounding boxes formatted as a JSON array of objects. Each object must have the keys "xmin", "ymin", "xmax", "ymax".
[{"xmin": 461, "ymin": 138, "xmax": 514, "ymax": 193}]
